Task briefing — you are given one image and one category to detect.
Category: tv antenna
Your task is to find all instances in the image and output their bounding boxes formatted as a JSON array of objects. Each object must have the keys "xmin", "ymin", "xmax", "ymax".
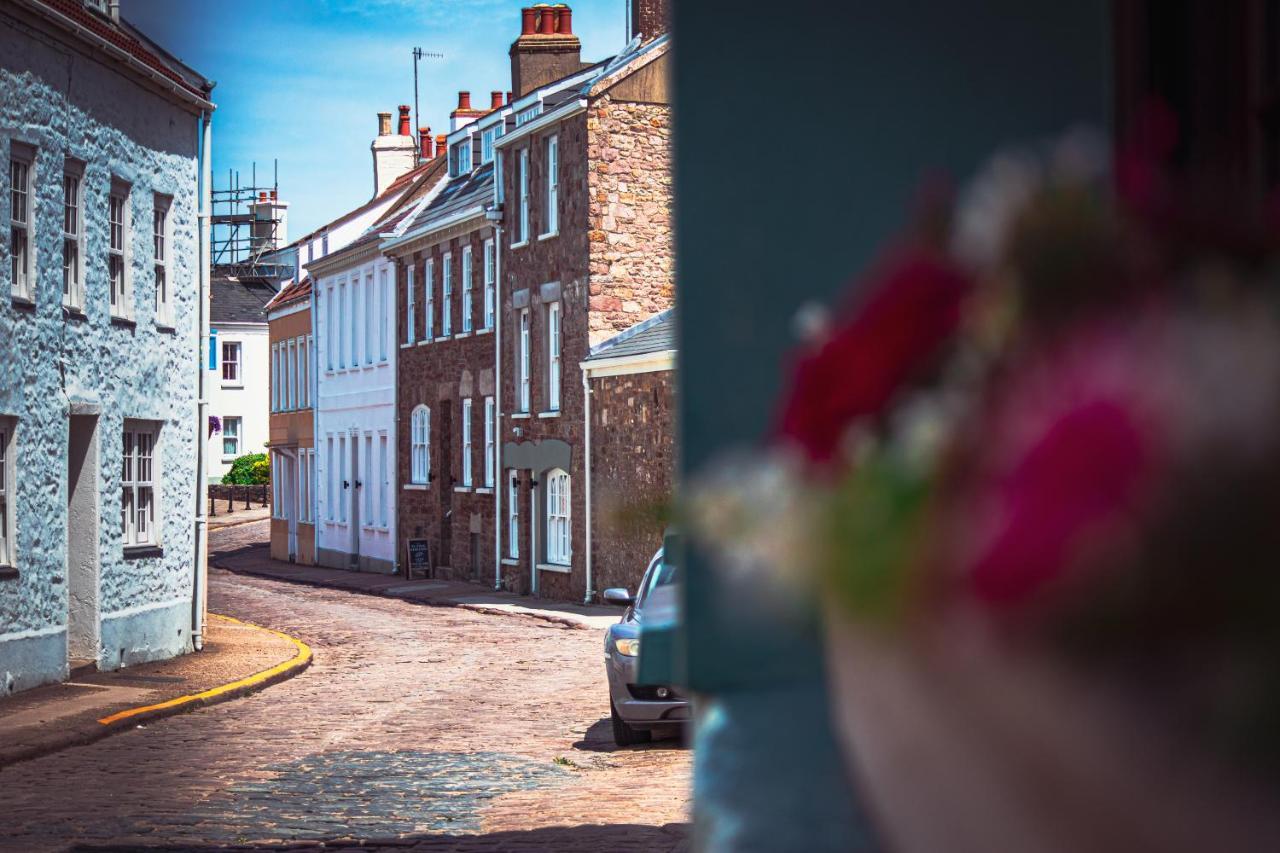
[{"xmin": 413, "ymin": 47, "xmax": 444, "ymax": 157}]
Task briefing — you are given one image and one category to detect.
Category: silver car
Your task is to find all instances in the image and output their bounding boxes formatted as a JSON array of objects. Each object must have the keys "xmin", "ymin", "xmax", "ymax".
[{"xmin": 602, "ymin": 548, "xmax": 689, "ymax": 745}]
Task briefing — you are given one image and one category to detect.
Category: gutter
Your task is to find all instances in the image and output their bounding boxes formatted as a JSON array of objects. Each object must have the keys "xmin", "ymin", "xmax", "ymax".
[
  {"xmin": 382, "ymin": 203, "xmax": 487, "ymax": 254},
  {"xmin": 193, "ymin": 109, "xmax": 213, "ymax": 651},
  {"xmin": 579, "ymin": 349, "xmax": 676, "ymax": 375},
  {"xmin": 494, "ymin": 222, "xmax": 504, "ymax": 591},
  {"xmin": 17, "ymin": 0, "xmax": 216, "ymax": 113},
  {"xmin": 582, "ymin": 366, "xmax": 593, "ymax": 605}
]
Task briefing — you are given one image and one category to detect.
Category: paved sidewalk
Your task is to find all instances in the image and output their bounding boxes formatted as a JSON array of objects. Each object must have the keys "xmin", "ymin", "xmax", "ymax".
[
  {"xmin": 211, "ymin": 520, "xmax": 620, "ymax": 631},
  {"xmin": 0, "ymin": 613, "xmax": 307, "ymax": 770},
  {"xmin": 208, "ymin": 504, "xmax": 272, "ymax": 530}
]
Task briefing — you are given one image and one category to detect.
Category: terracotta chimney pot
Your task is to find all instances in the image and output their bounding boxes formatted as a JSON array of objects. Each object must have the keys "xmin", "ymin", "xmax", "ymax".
[
  {"xmin": 538, "ymin": 5, "xmax": 556, "ymax": 34},
  {"xmin": 506, "ymin": 90, "xmax": 514, "ymax": 104},
  {"xmin": 377, "ymin": 111, "xmax": 392, "ymax": 136},
  {"xmin": 419, "ymin": 126, "xmax": 432, "ymax": 160},
  {"xmin": 521, "ymin": 7, "xmax": 537, "ymax": 35},
  {"xmin": 457, "ymin": 91, "xmax": 472, "ymax": 111},
  {"xmin": 397, "ymin": 105, "xmax": 412, "ymax": 136},
  {"xmin": 435, "ymin": 134, "xmax": 447, "ymax": 159},
  {"xmin": 557, "ymin": 6, "xmax": 572, "ymax": 34},
  {"xmin": 490, "ymin": 91, "xmax": 504, "ymax": 110}
]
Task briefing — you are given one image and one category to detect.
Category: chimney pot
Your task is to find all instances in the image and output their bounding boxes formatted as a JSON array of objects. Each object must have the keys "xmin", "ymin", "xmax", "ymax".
[
  {"xmin": 538, "ymin": 5, "xmax": 557, "ymax": 34},
  {"xmin": 397, "ymin": 105, "xmax": 412, "ymax": 136},
  {"xmin": 506, "ymin": 91, "xmax": 514, "ymax": 104},
  {"xmin": 521, "ymin": 7, "xmax": 537, "ymax": 35},
  {"xmin": 270, "ymin": 189, "xmax": 277, "ymax": 201},
  {"xmin": 419, "ymin": 127, "xmax": 433, "ymax": 160},
  {"xmin": 557, "ymin": 6, "xmax": 572, "ymax": 34},
  {"xmin": 490, "ymin": 91, "xmax": 504, "ymax": 110},
  {"xmin": 435, "ymin": 134, "xmax": 447, "ymax": 159},
  {"xmin": 377, "ymin": 111, "xmax": 392, "ymax": 136},
  {"xmin": 457, "ymin": 91, "xmax": 472, "ymax": 111},
  {"xmin": 259, "ymin": 191, "xmax": 267, "ymax": 202}
]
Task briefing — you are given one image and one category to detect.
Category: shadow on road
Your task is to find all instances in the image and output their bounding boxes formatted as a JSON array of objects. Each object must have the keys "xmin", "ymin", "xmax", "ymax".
[
  {"xmin": 69, "ymin": 821, "xmax": 691, "ymax": 851},
  {"xmin": 572, "ymin": 717, "xmax": 691, "ymax": 753}
]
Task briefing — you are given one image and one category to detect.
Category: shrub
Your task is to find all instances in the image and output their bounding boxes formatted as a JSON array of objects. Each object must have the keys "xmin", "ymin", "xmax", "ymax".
[{"xmin": 224, "ymin": 452, "xmax": 269, "ymax": 485}]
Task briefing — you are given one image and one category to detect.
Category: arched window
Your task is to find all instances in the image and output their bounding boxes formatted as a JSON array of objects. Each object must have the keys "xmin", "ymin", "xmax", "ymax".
[
  {"xmin": 411, "ymin": 405, "xmax": 431, "ymax": 484},
  {"xmin": 545, "ymin": 468, "xmax": 571, "ymax": 565}
]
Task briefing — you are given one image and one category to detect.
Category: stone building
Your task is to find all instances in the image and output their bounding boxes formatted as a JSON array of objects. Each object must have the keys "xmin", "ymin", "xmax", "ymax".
[
  {"xmin": 310, "ymin": 114, "xmax": 448, "ymax": 574},
  {"xmin": 383, "ymin": 91, "xmax": 508, "ymax": 583},
  {"xmin": 0, "ymin": 0, "xmax": 213, "ymax": 693},
  {"xmin": 264, "ymin": 276, "xmax": 316, "ymax": 565},
  {"xmin": 494, "ymin": 7, "xmax": 672, "ymax": 601}
]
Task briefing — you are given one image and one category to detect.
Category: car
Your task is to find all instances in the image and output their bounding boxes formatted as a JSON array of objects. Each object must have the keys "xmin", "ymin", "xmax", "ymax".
[{"xmin": 602, "ymin": 547, "xmax": 689, "ymax": 746}]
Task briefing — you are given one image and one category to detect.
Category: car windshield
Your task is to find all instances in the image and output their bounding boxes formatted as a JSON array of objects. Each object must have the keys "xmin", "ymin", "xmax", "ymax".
[{"xmin": 636, "ymin": 553, "xmax": 678, "ymax": 611}]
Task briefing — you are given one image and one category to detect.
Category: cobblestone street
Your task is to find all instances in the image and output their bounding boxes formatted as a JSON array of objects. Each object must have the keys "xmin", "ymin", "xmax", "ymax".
[{"xmin": 0, "ymin": 521, "xmax": 691, "ymax": 851}]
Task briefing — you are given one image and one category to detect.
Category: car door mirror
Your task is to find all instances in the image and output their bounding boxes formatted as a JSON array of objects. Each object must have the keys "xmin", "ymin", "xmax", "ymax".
[{"xmin": 602, "ymin": 588, "xmax": 633, "ymax": 607}]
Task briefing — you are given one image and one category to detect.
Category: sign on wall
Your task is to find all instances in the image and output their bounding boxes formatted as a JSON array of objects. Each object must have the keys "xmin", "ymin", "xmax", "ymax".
[{"xmin": 406, "ymin": 539, "xmax": 432, "ymax": 579}]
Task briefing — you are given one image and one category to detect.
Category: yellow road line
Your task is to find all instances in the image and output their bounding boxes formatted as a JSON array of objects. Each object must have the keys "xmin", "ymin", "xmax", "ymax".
[{"xmin": 97, "ymin": 614, "xmax": 312, "ymax": 726}]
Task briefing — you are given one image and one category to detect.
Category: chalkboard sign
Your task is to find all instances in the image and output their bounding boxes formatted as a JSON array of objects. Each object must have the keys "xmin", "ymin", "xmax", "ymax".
[{"xmin": 406, "ymin": 539, "xmax": 431, "ymax": 578}]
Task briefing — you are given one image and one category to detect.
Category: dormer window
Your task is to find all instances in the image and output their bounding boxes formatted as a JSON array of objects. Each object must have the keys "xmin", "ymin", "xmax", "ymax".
[
  {"xmin": 515, "ymin": 104, "xmax": 542, "ymax": 127},
  {"xmin": 481, "ymin": 126, "xmax": 498, "ymax": 165},
  {"xmin": 453, "ymin": 141, "xmax": 471, "ymax": 176}
]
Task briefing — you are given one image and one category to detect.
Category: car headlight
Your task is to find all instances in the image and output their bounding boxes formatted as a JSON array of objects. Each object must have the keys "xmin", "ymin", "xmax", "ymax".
[{"xmin": 614, "ymin": 637, "xmax": 640, "ymax": 657}]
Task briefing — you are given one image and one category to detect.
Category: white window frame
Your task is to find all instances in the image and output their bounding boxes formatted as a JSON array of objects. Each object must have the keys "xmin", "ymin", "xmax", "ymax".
[
  {"xmin": 543, "ymin": 134, "xmax": 558, "ymax": 237},
  {"xmin": 327, "ymin": 436, "xmax": 336, "ymax": 521},
  {"xmin": 364, "ymin": 272, "xmax": 375, "ymax": 364},
  {"xmin": 484, "ymin": 397, "xmax": 495, "ymax": 488},
  {"xmin": 308, "ymin": 449, "xmax": 317, "ymax": 524},
  {"xmin": 405, "ymin": 265, "xmax": 416, "ymax": 345},
  {"xmin": 270, "ymin": 343, "xmax": 279, "ymax": 411},
  {"xmin": 63, "ymin": 162, "xmax": 84, "ymax": 310},
  {"xmin": 338, "ymin": 435, "xmax": 348, "ymax": 523},
  {"xmin": 545, "ymin": 468, "xmax": 571, "ymax": 565},
  {"xmin": 410, "ymin": 404, "xmax": 431, "ymax": 485},
  {"xmin": 519, "ymin": 308, "xmax": 531, "ymax": 412},
  {"xmin": 483, "ymin": 238, "xmax": 495, "ymax": 330},
  {"xmin": 108, "ymin": 180, "xmax": 132, "ymax": 318},
  {"xmin": 338, "ymin": 279, "xmax": 347, "ymax": 369},
  {"xmin": 297, "ymin": 450, "xmax": 307, "ymax": 524},
  {"xmin": 271, "ymin": 453, "xmax": 283, "ymax": 519},
  {"xmin": 495, "ymin": 145, "xmax": 505, "ymax": 205},
  {"xmin": 153, "ymin": 194, "xmax": 172, "ymax": 325},
  {"xmin": 326, "ymin": 286, "xmax": 336, "ymax": 370},
  {"xmin": 424, "ymin": 258, "xmax": 435, "ymax": 341},
  {"xmin": 461, "ymin": 245, "xmax": 473, "ymax": 334},
  {"xmin": 308, "ymin": 334, "xmax": 316, "ymax": 402},
  {"xmin": 379, "ymin": 268, "xmax": 389, "ymax": 361},
  {"xmin": 378, "ymin": 432, "xmax": 389, "ymax": 527},
  {"xmin": 0, "ymin": 417, "xmax": 13, "ymax": 568},
  {"xmin": 350, "ymin": 275, "xmax": 361, "ymax": 368},
  {"xmin": 222, "ymin": 415, "xmax": 241, "ymax": 459},
  {"xmin": 462, "ymin": 397, "xmax": 473, "ymax": 487},
  {"xmin": 442, "ymin": 252, "xmax": 453, "ymax": 336},
  {"xmin": 298, "ymin": 336, "xmax": 309, "ymax": 409},
  {"xmin": 363, "ymin": 433, "xmax": 374, "ymax": 524},
  {"xmin": 482, "ymin": 125, "xmax": 497, "ymax": 164},
  {"xmin": 508, "ymin": 469, "xmax": 519, "ymax": 558},
  {"xmin": 284, "ymin": 338, "xmax": 294, "ymax": 410},
  {"xmin": 10, "ymin": 146, "xmax": 33, "ymax": 301},
  {"xmin": 122, "ymin": 422, "xmax": 159, "ymax": 548},
  {"xmin": 517, "ymin": 148, "xmax": 529, "ymax": 244},
  {"xmin": 222, "ymin": 340, "xmax": 242, "ymax": 387},
  {"xmin": 547, "ymin": 300, "xmax": 561, "ymax": 411}
]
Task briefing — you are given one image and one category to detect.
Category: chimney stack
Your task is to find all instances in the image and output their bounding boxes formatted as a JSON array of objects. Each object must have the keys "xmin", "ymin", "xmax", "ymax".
[
  {"xmin": 372, "ymin": 107, "xmax": 417, "ymax": 196},
  {"xmin": 509, "ymin": 5, "xmax": 582, "ymax": 99},
  {"xmin": 490, "ymin": 91, "xmax": 504, "ymax": 110},
  {"xmin": 450, "ymin": 90, "xmax": 487, "ymax": 131},
  {"xmin": 419, "ymin": 127, "xmax": 433, "ymax": 162},
  {"xmin": 628, "ymin": 0, "xmax": 670, "ymax": 42},
  {"xmin": 398, "ymin": 105, "xmax": 412, "ymax": 136},
  {"xmin": 377, "ymin": 112, "xmax": 392, "ymax": 136}
]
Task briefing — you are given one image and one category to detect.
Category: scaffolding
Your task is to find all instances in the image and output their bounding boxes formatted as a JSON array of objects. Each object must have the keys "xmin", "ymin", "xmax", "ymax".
[{"xmin": 211, "ymin": 160, "xmax": 294, "ymax": 281}]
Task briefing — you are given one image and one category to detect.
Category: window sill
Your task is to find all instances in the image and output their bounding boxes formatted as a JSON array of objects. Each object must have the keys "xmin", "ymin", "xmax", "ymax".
[
  {"xmin": 538, "ymin": 231, "xmax": 558, "ymax": 242},
  {"xmin": 434, "ymin": 335, "xmax": 451, "ymax": 343},
  {"xmin": 454, "ymin": 485, "xmax": 472, "ymax": 493},
  {"xmin": 221, "ymin": 383, "xmax": 244, "ymax": 390},
  {"xmin": 476, "ymin": 327, "xmax": 493, "ymax": 336},
  {"xmin": 455, "ymin": 331, "xmax": 472, "ymax": 339},
  {"xmin": 221, "ymin": 455, "xmax": 241, "ymax": 463},
  {"xmin": 510, "ymin": 412, "xmax": 531, "ymax": 420},
  {"xmin": 510, "ymin": 239, "xmax": 529, "ymax": 251},
  {"xmin": 538, "ymin": 410, "xmax": 561, "ymax": 419},
  {"xmin": 110, "ymin": 314, "xmax": 136, "ymax": 329},
  {"xmin": 501, "ymin": 558, "xmax": 520, "ymax": 566},
  {"xmin": 63, "ymin": 305, "xmax": 87, "ymax": 321},
  {"xmin": 400, "ymin": 342, "xmax": 415, "ymax": 349},
  {"xmin": 403, "ymin": 483, "xmax": 429, "ymax": 490},
  {"xmin": 416, "ymin": 338, "xmax": 433, "ymax": 347},
  {"xmin": 536, "ymin": 562, "xmax": 572, "ymax": 574},
  {"xmin": 475, "ymin": 487, "xmax": 494, "ymax": 494},
  {"xmin": 154, "ymin": 322, "xmax": 176, "ymax": 333},
  {"xmin": 123, "ymin": 545, "xmax": 163, "ymax": 560},
  {"xmin": 0, "ymin": 565, "xmax": 18, "ymax": 580},
  {"xmin": 11, "ymin": 294, "xmax": 35, "ymax": 312}
]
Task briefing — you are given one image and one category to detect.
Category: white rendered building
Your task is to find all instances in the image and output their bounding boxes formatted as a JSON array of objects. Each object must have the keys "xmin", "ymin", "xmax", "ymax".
[{"xmin": 207, "ymin": 277, "xmax": 274, "ymax": 480}]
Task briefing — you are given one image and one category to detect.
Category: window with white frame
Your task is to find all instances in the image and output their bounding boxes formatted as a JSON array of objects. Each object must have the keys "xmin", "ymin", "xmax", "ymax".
[
  {"xmin": 508, "ymin": 470, "xmax": 519, "ymax": 558},
  {"xmin": 350, "ymin": 276, "xmax": 361, "ymax": 367},
  {"xmin": 121, "ymin": 423, "xmax": 159, "ymax": 547},
  {"xmin": 0, "ymin": 418, "xmax": 12, "ymax": 567},
  {"xmin": 456, "ymin": 139, "xmax": 471, "ymax": 175},
  {"xmin": 308, "ymin": 450, "xmax": 316, "ymax": 523},
  {"xmin": 222, "ymin": 416, "xmax": 241, "ymax": 457},
  {"xmin": 288, "ymin": 338, "xmax": 298, "ymax": 409},
  {"xmin": 461, "ymin": 246, "xmax": 473, "ymax": 333},
  {"xmin": 462, "ymin": 398, "xmax": 473, "ymax": 487},
  {"xmin": 543, "ymin": 134, "xmax": 559, "ymax": 237},
  {"xmin": 547, "ymin": 301, "xmax": 561, "ymax": 411},
  {"xmin": 519, "ymin": 308, "xmax": 531, "ymax": 412},
  {"xmin": 442, "ymin": 253, "xmax": 453, "ymax": 336},
  {"xmin": 546, "ymin": 469, "xmax": 571, "ymax": 565},
  {"xmin": 108, "ymin": 181, "xmax": 131, "ymax": 317},
  {"xmin": 338, "ymin": 435, "xmax": 347, "ymax": 522},
  {"xmin": 379, "ymin": 433, "xmax": 389, "ymax": 527},
  {"xmin": 483, "ymin": 239, "xmax": 495, "ymax": 330},
  {"xmin": 326, "ymin": 286, "xmax": 336, "ymax": 369},
  {"xmin": 327, "ymin": 437, "xmax": 335, "ymax": 520},
  {"xmin": 424, "ymin": 258, "xmax": 434, "ymax": 340},
  {"xmin": 517, "ymin": 148, "xmax": 529, "ymax": 244},
  {"xmin": 379, "ymin": 268, "xmax": 389, "ymax": 361},
  {"xmin": 482, "ymin": 126, "xmax": 498, "ymax": 164},
  {"xmin": 308, "ymin": 334, "xmax": 316, "ymax": 401},
  {"xmin": 495, "ymin": 145, "xmax": 504, "ymax": 205},
  {"xmin": 270, "ymin": 343, "xmax": 279, "ymax": 411},
  {"xmin": 364, "ymin": 434, "xmax": 374, "ymax": 522},
  {"xmin": 271, "ymin": 453, "xmax": 283, "ymax": 519},
  {"xmin": 222, "ymin": 340, "xmax": 241, "ymax": 385},
  {"xmin": 484, "ymin": 397, "xmax": 495, "ymax": 487},
  {"xmin": 298, "ymin": 336, "xmax": 309, "ymax": 408},
  {"xmin": 411, "ymin": 404, "xmax": 430, "ymax": 484},
  {"xmin": 63, "ymin": 162, "xmax": 84, "ymax": 309},
  {"xmin": 297, "ymin": 451, "xmax": 307, "ymax": 523},
  {"xmin": 10, "ymin": 146, "xmax": 33, "ymax": 300},
  {"xmin": 338, "ymin": 280, "xmax": 347, "ymax": 368},
  {"xmin": 405, "ymin": 265, "xmax": 416, "ymax": 344},
  {"xmin": 365, "ymin": 272, "xmax": 375, "ymax": 364},
  {"xmin": 153, "ymin": 195, "xmax": 172, "ymax": 325}
]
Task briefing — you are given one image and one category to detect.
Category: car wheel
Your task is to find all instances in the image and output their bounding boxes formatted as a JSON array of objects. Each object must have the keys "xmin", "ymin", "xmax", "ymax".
[{"xmin": 611, "ymin": 700, "xmax": 651, "ymax": 746}]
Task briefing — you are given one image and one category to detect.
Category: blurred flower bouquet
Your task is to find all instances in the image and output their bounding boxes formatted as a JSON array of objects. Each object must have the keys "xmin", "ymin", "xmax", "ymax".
[{"xmin": 688, "ymin": 122, "xmax": 1280, "ymax": 850}]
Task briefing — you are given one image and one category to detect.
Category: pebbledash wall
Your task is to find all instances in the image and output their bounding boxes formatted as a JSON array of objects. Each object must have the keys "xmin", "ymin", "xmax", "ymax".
[{"xmin": 0, "ymin": 10, "xmax": 207, "ymax": 693}]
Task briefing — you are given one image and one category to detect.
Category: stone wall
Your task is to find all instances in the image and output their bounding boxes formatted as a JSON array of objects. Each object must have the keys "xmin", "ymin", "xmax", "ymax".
[
  {"xmin": 589, "ymin": 368, "xmax": 676, "ymax": 596},
  {"xmin": 586, "ymin": 95, "xmax": 673, "ymax": 345},
  {"xmin": 0, "ymin": 18, "xmax": 202, "ymax": 692}
]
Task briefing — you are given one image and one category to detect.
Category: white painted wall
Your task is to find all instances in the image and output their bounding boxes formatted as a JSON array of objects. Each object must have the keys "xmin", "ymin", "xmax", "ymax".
[
  {"xmin": 207, "ymin": 322, "xmax": 270, "ymax": 481},
  {"xmin": 0, "ymin": 16, "xmax": 203, "ymax": 693},
  {"xmin": 314, "ymin": 254, "xmax": 398, "ymax": 573}
]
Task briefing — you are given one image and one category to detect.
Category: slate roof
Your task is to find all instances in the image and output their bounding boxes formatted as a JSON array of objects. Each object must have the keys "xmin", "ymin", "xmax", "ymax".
[
  {"xmin": 585, "ymin": 309, "xmax": 675, "ymax": 361},
  {"xmin": 397, "ymin": 162, "xmax": 495, "ymax": 237},
  {"xmin": 265, "ymin": 276, "xmax": 312, "ymax": 312},
  {"xmin": 211, "ymin": 277, "xmax": 277, "ymax": 324}
]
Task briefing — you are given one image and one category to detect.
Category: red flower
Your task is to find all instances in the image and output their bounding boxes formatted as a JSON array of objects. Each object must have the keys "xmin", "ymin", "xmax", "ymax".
[{"xmin": 775, "ymin": 248, "xmax": 971, "ymax": 467}]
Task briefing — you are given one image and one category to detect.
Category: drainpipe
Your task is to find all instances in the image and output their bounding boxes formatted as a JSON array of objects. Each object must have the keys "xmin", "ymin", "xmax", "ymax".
[
  {"xmin": 494, "ymin": 224, "xmax": 504, "ymax": 591},
  {"xmin": 193, "ymin": 109, "xmax": 212, "ymax": 651},
  {"xmin": 582, "ymin": 365, "xmax": 593, "ymax": 605}
]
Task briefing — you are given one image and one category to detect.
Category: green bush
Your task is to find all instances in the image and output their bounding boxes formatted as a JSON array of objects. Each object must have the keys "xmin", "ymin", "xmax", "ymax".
[{"xmin": 223, "ymin": 452, "xmax": 270, "ymax": 485}]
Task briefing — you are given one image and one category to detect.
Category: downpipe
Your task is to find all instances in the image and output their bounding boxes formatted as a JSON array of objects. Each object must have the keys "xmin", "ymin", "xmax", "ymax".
[{"xmin": 193, "ymin": 110, "xmax": 213, "ymax": 651}]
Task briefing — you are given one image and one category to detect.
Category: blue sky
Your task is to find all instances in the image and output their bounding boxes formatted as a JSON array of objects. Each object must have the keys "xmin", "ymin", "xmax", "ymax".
[{"xmin": 123, "ymin": 0, "xmax": 627, "ymax": 238}]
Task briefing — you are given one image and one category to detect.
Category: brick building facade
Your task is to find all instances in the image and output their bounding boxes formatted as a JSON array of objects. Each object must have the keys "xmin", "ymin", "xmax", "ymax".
[{"xmin": 265, "ymin": 279, "xmax": 316, "ymax": 565}]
